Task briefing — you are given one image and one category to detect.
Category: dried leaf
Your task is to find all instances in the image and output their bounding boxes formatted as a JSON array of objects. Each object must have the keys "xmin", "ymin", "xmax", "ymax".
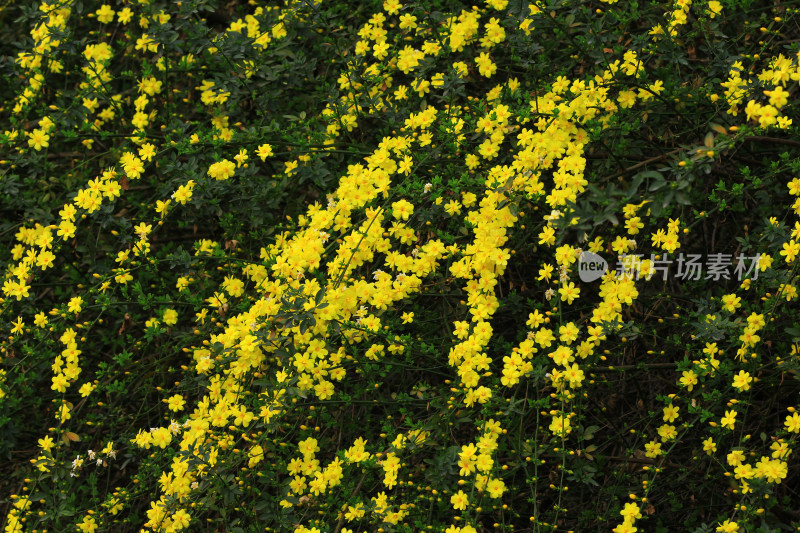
[{"xmin": 710, "ymin": 123, "xmax": 727, "ymax": 134}]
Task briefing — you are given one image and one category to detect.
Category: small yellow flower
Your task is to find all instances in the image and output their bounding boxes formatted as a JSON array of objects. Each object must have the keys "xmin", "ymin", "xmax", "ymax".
[
  {"xmin": 208, "ymin": 159, "xmax": 236, "ymax": 180},
  {"xmin": 558, "ymin": 282, "xmax": 580, "ymax": 305},
  {"xmin": 257, "ymin": 143, "xmax": 274, "ymax": 160},
  {"xmin": 702, "ymin": 437, "xmax": 717, "ymax": 455},
  {"xmin": 162, "ymin": 308, "xmax": 178, "ymax": 326},
  {"xmin": 444, "ymin": 200, "xmax": 462, "ymax": 215},
  {"xmin": 720, "ymin": 409, "xmax": 737, "ymax": 430},
  {"xmin": 731, "ymin": 370, "xmax": 752, "ymax": 392},
  {"xmin": 450, "ymin": 489, "xmax": 469, "ymax": 511},
  {"xmin": 10, "ymin": 316, "xmax": 24, "ymax": 335},
  {"xmin": 77, "ymin": 515, "xmax": 98, "ymax": 533},
  {"xmin": 705, "ymin": 1, "xmax": 723, "ymax": 17},
  {"xmin": 155, "ymin": 199, "xmax": 171, "ymax": 217},
  {"xmin": 95, "ymin": 4, "xmax": 115, "ymax": 23},
  {"xmin": 34, "ymin": 312, "xmax": 48, "ymax": 328},
  {"xmin": 391, "ymin": 199, "xmax": 414, "ymax": 220},
  {"xmin": 784, "ymin": 412, "xmax": 800, "ymax": 433},
  {"xmin": 644, "ymin": 440, "xmax": 662, "ymax": 458},
  {"xmin": 27, "ymin": 129, "xmax": 50, "ymax": 151},
  {"xmin": 662, "ymin": 403, "xmax": 679, "ymax": 422},
  {"xmin": 68, "ymin": 296, "xmax": 83, "ymax": 314},
  {"xmin": 165, "ymin": 394, "xmax": 185, "ymax": 412},
  {"xmin": 38, "ymin": 435, "xmax": 55, "ymax": 452},
  {"xmin": 234, "ymin": 148, "xmax": 249, "ymax": 167}
]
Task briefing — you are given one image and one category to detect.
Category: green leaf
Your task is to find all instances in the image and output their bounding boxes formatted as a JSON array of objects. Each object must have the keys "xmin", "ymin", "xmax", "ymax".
[{"xmin": 784, "ymin": 327, "xmax": 800, "ymax": 337}]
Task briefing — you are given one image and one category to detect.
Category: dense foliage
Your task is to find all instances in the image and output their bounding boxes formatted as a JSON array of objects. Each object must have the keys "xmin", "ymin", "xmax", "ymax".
[{"xmin": 2, "ymin": 0, "xmax": 800, "ymax": 531}]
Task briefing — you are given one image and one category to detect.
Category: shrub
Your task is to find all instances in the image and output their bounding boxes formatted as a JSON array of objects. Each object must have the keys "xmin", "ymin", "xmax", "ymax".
[{"xmin": 2, "ymin": 0, "xmax": 800, "ymax": 532}]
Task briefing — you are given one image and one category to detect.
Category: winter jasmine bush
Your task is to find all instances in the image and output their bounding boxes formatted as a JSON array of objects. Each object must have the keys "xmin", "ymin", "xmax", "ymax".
[{"xmin": 2, "ymin": 0, "xmax": 800, "ymax": 532}]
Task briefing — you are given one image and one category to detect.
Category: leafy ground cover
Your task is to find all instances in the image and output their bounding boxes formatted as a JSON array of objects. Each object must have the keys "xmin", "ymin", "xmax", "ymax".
[{"xmin": 2, "ymin": 0, "xmax": 800, "ymax": 531}]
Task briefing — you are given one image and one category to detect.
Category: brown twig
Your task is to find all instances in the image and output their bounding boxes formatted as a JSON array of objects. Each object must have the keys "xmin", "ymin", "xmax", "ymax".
[
  {"xmin": 333, "ymin": 470, "xmax": 368, "ymax": 533},
  {"xmin": 601, "ymin": 148, "xmax": 683, "ymax": 182},
  {"xmin": 589, "ymin": 362, "xmax": 677, "ymax": 373},
  {"xmin": 743, "ymin": 135, "xmax": 800, "ymax": 148}
]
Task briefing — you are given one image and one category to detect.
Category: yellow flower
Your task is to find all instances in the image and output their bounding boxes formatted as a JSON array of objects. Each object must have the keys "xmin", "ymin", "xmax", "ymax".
[
  {"xmin": 620, "ymin": 502, "xmax": 641, "ymax": 521},
  {"xmin": 10, "ymin": 316, "xmax": 24, "ymax": 335},
  {"xmin": 450, "ymin": 489, "xmax": 469, "ymax": 511},
  {"xmin": 555, "ymin": 244, "xmax": 577, "ymax": 266},
  {"xmin": 704, "ymin": 0, "xmax": 723, "ymax": 18},
  {"xmin": 257, "ymin": 143, "xmax": 274, "ymax": 160},
  {"xmin": 657, "ymin": 424, "xmax": 677, "ymax": 441},
  {"xmin": 38, "ymin": 435, "xmax": 55, "ymax": 452},
  {"xmin": 474, "ymin": 52, "xmax": 497, "ymax": 77},
  {"xmin": 727, "ymin": 449, "xmax": 745, "ymax": 466},
  {"xmin": 702, "ymin": 437, "xmax": 717, "ymax": 455},
  {"xmin": 785, "ymin": 412, "xmax": 800, "ymax": 433},
  {"xmin": 788, "ymin": 177, "xmax": 800, "ymax": 196},
  {"xmin": 383, "ymin": 0, "xmax": 402, "ymax": 15},
  {"xmin": 644, "ymin": 440, "xmax": 661, "ymax": 458},
  {"xmin": 298, "ymin": 437, "xmax": 319, "ymax": 457},
  {"xmin": 625, "ymin": 216, "xmax": 644, "ymax": 234},
  {"xmin": 539, "ymin": 226, "xmax": 555, "ymax": 245},
  {"xmin": 68, "ymin": 296, "xmax": 83, "ymax": 314},
  {"xmin": 662, "ymin": 403, "xmax": 679, "ymax": 422},
  {"xmin": 679, "ymin": 369, "xmax": 698, "ymax": 391},
  {"xmin": 486, "ymin": 478, "xmax": 505, "ymax": 498},
  {"xmin": 391, "ymin": 199, "xmax": 414, "ymax": 220},
  {"xmin": 731, "ymin": 370, "xmax": 752, "ymax": 392},
  {"xmin": 162, "ymin": 308, "xmax": 178, "ymax": 325},
  {"xmin": 34, "ymin": 311, "xmax": 48, "ymax": 328},
  {"xmin": 27, "ymin": 129, "xmax": 50, "ymax": 151},
  {"xmin": 134, "ymin": 222, "xmax": 153, "ymax": 239},
  {"xmin": 172, "ymin": 181, "xmax": 195, "ymax": 204},
  {"xmin": 399, "ymin": 13, "xmax": 417, "ymax": 30},
  {"xmin": 118, "ymin": 6, "xmax": 133, "ymax": 23},
  {"xmin": 94, "ymin": 4, "xmax": 116, "ymax": 23},
  {"xmin": 77, "ymin": 515, "xmax": 98, "ymax": 533},
  {"xmin": 549, "ymin": 414, "xmax": 571, "ymax": 436},
  {"xmin": 716, "ymin": 520, "xmax": 739, "ymax": 533},
  {"xmin": 538, "ymin": 263, "xmax": 554, "ymax": 282},
  {"xmin": 155, "ymin": 199, "xmax": 171, "ymax": 217},
  {"xmin": 234, "ymin": 148, "xmax": 249, "ymax": 167},
  {"xmin": 780, "ymin": 240, "xmax": 799, "ymax": 263},
  {"xmin": 57, "ymin": 402, "xmax": 71, "ymax": 421},
  {"xmin": 248, "ymin": 444, "xmax": 264, "ymax": 467},
  {"xmin": 138, "ymin": 143, "xmax": 156, "ymax": 161},
  {"xmin": 526, "ymin": 310, "xmax": 545, "ymax": 329},
  {"xmin": 151, "ymin": 427, "xmax": 172, "ymax": 448},
  {"xmin": 207, "ymin": 159, "xmax": 236, "ymax": 180},
  {"xmin": 720, "ymin": 409, "xmax": 737, "ymax": 430},
  {"xmin": 79, "ymin": 383, "xmax": 94, "ymax": 397},
  {"xmin": 486, "ymin": 0, "xmax": 508, "ymax": 8},
  {"xmin": 166, "ymin": 394, "xmax": 185, "ymax": 411},
  {"xmin": 558, "ymin": 282, "xmax": 580, "ymax": 304},
  {"xmin": 444, "ymin": 200, "xmax": 462, "ymax": 215},
  {"xmin": 171, "ymin": 509, "xmax": 191, "ymax": 529}
]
